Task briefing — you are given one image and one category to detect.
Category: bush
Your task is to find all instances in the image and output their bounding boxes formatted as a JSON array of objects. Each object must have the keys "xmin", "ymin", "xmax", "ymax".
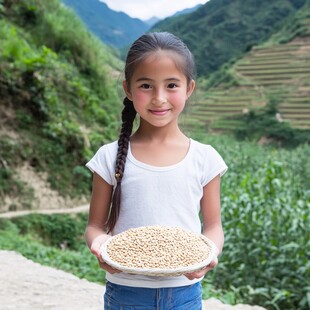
[
  {"xmin": 10, "ymin": 213, "xmax": 88, "ymax": 250},
  {"xmin": 233, "ymin": 97, "xmax": 310, "ymax": 148}
]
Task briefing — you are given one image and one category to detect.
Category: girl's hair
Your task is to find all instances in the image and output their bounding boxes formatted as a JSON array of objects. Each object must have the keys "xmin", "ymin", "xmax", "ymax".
[{"xmin": 105, "ymin": 32, "xmax": 196, "ymax": 233}]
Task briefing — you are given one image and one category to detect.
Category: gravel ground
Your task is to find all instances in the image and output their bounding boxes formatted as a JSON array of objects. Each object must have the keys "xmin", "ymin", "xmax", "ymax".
[{"xmin": 0, "ymin": 250, "xmax": 266, "ymax": 310}]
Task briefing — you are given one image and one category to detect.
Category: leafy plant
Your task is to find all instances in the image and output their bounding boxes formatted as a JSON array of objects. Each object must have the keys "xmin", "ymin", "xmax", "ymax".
[{"xmin": 200, "ymin": 135, "xmax": 310, "ymax": 309}]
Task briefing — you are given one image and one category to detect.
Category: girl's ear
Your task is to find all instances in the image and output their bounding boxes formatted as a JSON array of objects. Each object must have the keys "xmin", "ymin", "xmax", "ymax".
[
  {"xmin": 123, "ymin": 80, "xmax": 132, "ymax": 101},
  {"xmin": 186, "ymin": 80, "xmax": 195, "ymax": 99}
]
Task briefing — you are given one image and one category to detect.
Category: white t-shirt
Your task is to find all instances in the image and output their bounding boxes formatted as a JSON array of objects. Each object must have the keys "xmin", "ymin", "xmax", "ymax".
[{"xmin": 86, "ymin": 138, "xmax": 228, "ymax": 288}]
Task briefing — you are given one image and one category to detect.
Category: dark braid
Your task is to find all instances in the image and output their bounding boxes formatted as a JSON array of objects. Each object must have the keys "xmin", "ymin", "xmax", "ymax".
[{"xmin": 105, "ymin": 97, "xmax": 136, "ymax": 233}]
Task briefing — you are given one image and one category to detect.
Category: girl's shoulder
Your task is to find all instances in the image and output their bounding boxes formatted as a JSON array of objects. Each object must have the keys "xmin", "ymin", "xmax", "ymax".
[
  {"xmin": 96, "ymin": 140, "xmax": 118, "ymax": 155},
  {"xmin": 189, "ymin": 139, "xmax": 227, "ymax": 164},
  {"xmin": 89, "ymin": 140, "xmax": 118, "ymax": 165},
  {"xmin": 190, "ymin": 139, "xmax": 228, "ymax": 179},
  {"xmin": 190, "ymin": 138, "xmax": 217, "ymax": 154}
]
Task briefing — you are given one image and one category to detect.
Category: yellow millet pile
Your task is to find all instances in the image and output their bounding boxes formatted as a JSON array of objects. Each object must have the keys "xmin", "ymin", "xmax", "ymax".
[{"xmin": 107, "ymin": 226, "xmax": 211, "ymax": 269}]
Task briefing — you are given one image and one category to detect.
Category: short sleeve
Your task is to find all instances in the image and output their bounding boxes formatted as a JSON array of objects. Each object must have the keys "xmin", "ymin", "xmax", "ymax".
[
  {"xmin": 202, "ymin": 146, "xmax": 228, "ymax": 186},
  {"xmin": 85, "ymin": 142, "xmax": 117, "ymax": 186}
]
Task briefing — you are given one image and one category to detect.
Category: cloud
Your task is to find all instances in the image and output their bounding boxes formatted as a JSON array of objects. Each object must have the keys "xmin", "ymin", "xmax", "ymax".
[{"xmin": 100, "ymin": 0, "xmax": 207, "ymax": 20}]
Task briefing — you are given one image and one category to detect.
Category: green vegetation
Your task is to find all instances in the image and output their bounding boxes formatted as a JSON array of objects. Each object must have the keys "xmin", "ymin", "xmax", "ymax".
[
  {"xmin": 183, "ymin": 1, "xmax": 310, "ymax": 140},
  {"xmin": 0, "ymin": 136, "xmax": 309, "ymax": 309},
  {"xmin": 206, "ymin": 136, "xmax": 310, "ymax": 310},
  {"xmin": 267, "ymin": 2, "xmax": 310, "ymax": 44},
  {"xmin": 0, "ymin": 0, "xmax": 123, "ymax": 208},
  {"xmin": 233, "ymin": 98, "xmax": 310, "ymax": 147},
  {"xmin": 152, "ymin": 0, "xmax": 308, "ymax": 76}
]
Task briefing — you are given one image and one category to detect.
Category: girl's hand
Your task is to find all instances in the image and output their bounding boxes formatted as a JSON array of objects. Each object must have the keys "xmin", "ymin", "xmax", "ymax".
[
  {"xmin": 90, "ymin": 234, "xmax": 121, "ymax": 274},
  {"xmin": 184, "ymin": 256, "xmax": 218, "ymax": 280}
]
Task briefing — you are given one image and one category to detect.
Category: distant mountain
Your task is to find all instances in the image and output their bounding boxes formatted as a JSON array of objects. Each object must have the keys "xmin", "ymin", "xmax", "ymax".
[
  {"xmin": 149, "ymin": 4, "xmax": 203, "ymax": 29},
  {"xmin": 144, "ymin": 16, "xmax": 161, "ymax": 26},
  {"xmin": 62, "ymin": 0, "xmax": 150, "ymax": 48},
  {"xmin": 172, "ymin": 4, "xmax": 203, "ymax": 17},
  {"xmin": 152, "ymin": 0, "xmax": 308, "ymax": 76},
  {"xmin": 144, "ymin": 5, "xmax": 202, "ymax": 28}
]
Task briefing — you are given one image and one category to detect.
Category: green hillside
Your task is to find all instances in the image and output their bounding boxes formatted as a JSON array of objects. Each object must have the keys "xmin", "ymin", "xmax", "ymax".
[
  {"xmin": 182, "ymin": 3, "xmax": 310, "ymax": 146},
  {"xmin": 152, "ymin": 0, "xmax": 308, "ymax": 76},
  {"xmin": 0, "ymin": 0, "xmax": 123, "ymax": 212}
]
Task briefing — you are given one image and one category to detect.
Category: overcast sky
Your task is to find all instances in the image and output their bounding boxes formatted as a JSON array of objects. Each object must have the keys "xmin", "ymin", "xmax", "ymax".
[{"xmin": 99, "ymin": 0, "xmax": 208, "ymax": 20}]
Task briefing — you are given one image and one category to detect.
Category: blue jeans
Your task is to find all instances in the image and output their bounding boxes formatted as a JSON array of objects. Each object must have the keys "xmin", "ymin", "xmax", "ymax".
[{"xmin": 104, "ymin": 281, "xmax": 202, "ymax": 310}]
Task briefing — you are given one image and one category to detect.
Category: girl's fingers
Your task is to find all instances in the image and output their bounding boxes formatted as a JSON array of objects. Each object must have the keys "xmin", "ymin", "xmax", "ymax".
[
  {"xmin": 184, "ymin": 256, "xmax": 219, "ymax": 280},
  {"xmin": 98, "ymin": 260, "xmax": 121, "ymax": 274},
  {"xmin": 208, "ymin": 256, "xmax": 218, "ymax": 269},
  {"xmin": 90, "ymin": 235, "xmax": 111, "ymax": 260}
]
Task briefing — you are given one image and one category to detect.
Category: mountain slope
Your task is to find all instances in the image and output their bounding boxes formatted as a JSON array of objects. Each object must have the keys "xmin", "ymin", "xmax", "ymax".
[
  {"xmin": 172, "ymin": 4, "xmax": 203, "ymax": 17},
  {"xmin": 62, "ymin": 0, "xmax": 150, "ymax": 48},
  {"xmin": 152, "ymin": 0, "xmax": 308, "ymax": 76},
  {"xmin": 182, "ymin": 3, "xmax": 310, "ymax": 144},
  {"xmin": 0, "ymin": 0, "xmax": 123, "ymax": 212}
]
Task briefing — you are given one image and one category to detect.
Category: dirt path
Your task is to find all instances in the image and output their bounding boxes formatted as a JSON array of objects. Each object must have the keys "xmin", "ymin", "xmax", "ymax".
[
  {"xmin": 0, "ymin": 204, "xmax": 89, "ymax": 219},
  {"xmin": 0, "ymin": 250, "xmax": 266, "ymax": 310}
]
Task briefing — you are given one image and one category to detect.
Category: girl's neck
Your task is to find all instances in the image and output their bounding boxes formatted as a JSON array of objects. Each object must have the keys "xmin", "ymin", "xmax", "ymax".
[
  {"xmin": 129, "ymin": 123, "xmax": 190, "ymax": 167},
  {"xmin": 131, "ymin": 123, "xmax": 188, "ymax": 144},
  {"xmin": 130, "ymin": 129, "xmax": 190, "ymax": 167}
]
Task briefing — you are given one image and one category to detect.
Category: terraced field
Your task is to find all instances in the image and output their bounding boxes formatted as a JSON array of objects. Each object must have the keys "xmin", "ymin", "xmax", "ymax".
[{"xmin": 185, "ymin": 36, "xmax": 310, "ymax": 134}]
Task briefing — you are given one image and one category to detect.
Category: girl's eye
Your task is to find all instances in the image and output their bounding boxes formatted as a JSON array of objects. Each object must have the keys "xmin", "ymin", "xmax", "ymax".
[
  {"xmin": 167, "ymin": 83, "xmax": 177, "ymax": 89},
  {"xmin": 140, "ymin": 84, "xmax": 151, "ymax": 89}
]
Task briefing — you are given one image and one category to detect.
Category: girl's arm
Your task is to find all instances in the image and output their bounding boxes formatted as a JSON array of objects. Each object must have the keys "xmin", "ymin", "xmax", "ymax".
[
  {"xmin": 185, "ymin": 174, "xmax": 224, "ymax": 280},
  {"xmin": 200, "ymin": 174, "xmax": 224, "ymax": 254},
  {"xmin": 85, "ymin": 172, "xmax": 120, "ymax": 273}
]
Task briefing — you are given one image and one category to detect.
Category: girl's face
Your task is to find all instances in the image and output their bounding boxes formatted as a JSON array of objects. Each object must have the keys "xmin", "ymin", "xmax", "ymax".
[{"xmin": 123, "ymin": 50, "xmax": 195, "ymax": 129}]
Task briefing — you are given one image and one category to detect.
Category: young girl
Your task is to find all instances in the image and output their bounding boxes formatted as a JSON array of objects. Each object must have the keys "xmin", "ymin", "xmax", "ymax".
[{"xmin": 85, "ymin": 32, "xmax": 228, "ymax": 309}]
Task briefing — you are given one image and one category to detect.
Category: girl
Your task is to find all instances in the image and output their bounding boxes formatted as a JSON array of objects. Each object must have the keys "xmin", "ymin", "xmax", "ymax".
[{"xmin": 85, "ymin": 32, "xmax": 227, "ymax": 310}]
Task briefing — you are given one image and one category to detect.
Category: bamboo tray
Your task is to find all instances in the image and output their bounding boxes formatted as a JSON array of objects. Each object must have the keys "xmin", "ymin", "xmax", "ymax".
[{"xmin": 100, "ymin": 226, "xmax": 216, "ymax": 277}]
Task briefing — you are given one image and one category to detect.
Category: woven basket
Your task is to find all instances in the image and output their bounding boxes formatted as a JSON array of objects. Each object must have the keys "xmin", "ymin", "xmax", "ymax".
[{"xmin": 100, "ymin": 226, "xmax": 216, "ymax": 277}]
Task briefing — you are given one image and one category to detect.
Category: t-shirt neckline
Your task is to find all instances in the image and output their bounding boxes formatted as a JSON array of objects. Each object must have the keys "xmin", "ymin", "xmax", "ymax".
[{"xmin": 127, "ymin": 138, "xmax": 194, "ymax": 171}]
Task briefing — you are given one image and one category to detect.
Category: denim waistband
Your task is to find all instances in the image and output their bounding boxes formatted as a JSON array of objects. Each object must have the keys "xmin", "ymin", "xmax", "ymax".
[{"xmin": 104, "ymin": 281, "xmax": 202, "ymax": 310}]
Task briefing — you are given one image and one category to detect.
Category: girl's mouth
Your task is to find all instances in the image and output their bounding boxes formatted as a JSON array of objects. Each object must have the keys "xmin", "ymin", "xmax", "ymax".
[{"xmin": 149, "ymin": 109, "xmax": 170, "ymax": 116}]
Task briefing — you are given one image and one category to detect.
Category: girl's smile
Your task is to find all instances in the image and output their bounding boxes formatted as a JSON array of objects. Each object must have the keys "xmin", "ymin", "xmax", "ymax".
[{"xmin": 149, "ymin": 108, "xmax": 171, "ymax": 116}]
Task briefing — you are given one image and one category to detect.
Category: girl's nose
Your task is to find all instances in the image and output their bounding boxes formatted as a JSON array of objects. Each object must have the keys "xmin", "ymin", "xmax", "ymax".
[{"xmin": 152, "ymin": 89, "xmax": 166, "ymax": 105}]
